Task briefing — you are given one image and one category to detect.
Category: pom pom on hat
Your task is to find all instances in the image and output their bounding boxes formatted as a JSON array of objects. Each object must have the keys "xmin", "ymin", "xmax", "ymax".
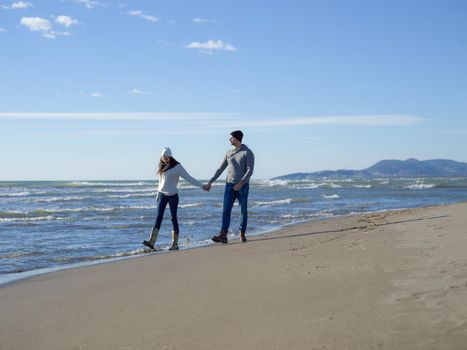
[{"xmin": 161, "ymin": 147, "xmax": 173, "ymax": 158}]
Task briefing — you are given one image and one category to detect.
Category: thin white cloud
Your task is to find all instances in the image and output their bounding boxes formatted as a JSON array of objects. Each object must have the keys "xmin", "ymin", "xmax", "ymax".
[
  {"xmin": 20, "ymin": 17, "xmax": 52, "ymax": 32},
  {"xmin": 0, "ymin": 112, "xmax": 237, "ymax": 121},
  {"xmin": 42, "ymin": 32, "xmax": 56, "ymax": 39},
  {"xmin": 0, "ymin": 114, "xmax": 426, "ymax": 127},
  {"xmin": 1, "ymin": 1, "xmax": 33, "ymax": 9},
  {"xmin": 185, "ymin": 40, "xmax": 237, "ymax": 52},
  {"xmin": 76, "ymin": 0, "xmax": 100, "ymax": 9},
  {"xmin": 127, "ymin": 10, "xmax": 158, "ymax": 23},
  {"xmin": 91, "ymin": 92, "xmax": 103, "ymax": 98},
  {"xmin": 55, "ymin": 15, "xmax": 79, "ymax": 28},
  {"xmin": 192, "ymin": 18, "xmax": 216, "ymax": 24},
  {"xmin": 129, "ymin": 89, "xmax": 156, "ymax": 95},
  {"xmin": 229, "ymin": 115, "xmax": 428, "ymax": 128},
  {"xmin": 47, "ymin": 128, "xmax": 211, "ymax": 137},
  {"xmin": 0, "ymin": 28, "xmax": 5, "ymax": 32}
]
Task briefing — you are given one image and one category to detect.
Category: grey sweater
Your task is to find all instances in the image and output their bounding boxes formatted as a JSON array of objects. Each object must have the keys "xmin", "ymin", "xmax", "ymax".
[{"xmin": 210, "ymin": 144, "xmax": 255, "ymax": 184}]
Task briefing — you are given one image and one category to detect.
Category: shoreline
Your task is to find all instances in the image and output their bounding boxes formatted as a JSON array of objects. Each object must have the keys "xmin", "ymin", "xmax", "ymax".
[
  {"xmin": 0, "ymin": 203, "xmax": 446, "ymax": 287},
  {"xmin": 2, "ymin": 202, "xmax": 467, "ymax": 349}
]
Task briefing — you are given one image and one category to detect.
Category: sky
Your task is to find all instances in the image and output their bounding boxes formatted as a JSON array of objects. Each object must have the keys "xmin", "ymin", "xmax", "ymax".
[{"xmin": 1, "ymin": 0, "xmax": 467, "ymax": 180}]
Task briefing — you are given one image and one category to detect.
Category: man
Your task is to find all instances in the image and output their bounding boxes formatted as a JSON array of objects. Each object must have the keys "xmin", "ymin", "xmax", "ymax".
[{"xmin": 204, "ymin": 130, "xmax": 255, "ymax": 243}]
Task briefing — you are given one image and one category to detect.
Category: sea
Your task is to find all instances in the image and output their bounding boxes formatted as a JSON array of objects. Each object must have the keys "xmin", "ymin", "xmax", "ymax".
[{"xmin": 1, "ymin": 177, "xmax": 467, "ymax": 285}]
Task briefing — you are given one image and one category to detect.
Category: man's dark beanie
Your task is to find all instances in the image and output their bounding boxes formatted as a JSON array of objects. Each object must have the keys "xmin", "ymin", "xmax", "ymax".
[{"xmin": 230, "ymin": 130, "xmax": 243, "ymax": 142}]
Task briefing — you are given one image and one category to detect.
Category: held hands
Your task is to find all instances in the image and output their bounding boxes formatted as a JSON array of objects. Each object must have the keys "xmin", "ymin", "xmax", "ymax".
[{"xmin": 202, "ymin": 182, "xmax": 242, "ymax": 191}]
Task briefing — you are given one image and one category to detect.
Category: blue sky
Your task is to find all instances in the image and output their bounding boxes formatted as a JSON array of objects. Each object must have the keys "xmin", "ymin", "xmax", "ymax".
[{"xmin": 1, "ymin": 0, "xmax": 466, "ymax": 180}]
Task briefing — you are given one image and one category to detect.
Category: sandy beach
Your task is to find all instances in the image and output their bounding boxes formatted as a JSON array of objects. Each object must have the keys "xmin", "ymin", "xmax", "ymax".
[{"xmin": 1, "ymin": 202, "xmax": 467, "ymax": 350}]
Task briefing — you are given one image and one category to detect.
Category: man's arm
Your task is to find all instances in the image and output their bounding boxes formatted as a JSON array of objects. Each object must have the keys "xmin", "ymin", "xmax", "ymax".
[
  {"xmin": 240, "ymin": 150, "xmax": 255, "ymax": 183},
  {"xmin": 208, "ymin": 155, "xmax": 228, "ymax": 185},
  {"xmin": 234, "ymin": 150, "xmax": 255, "ymax": 191}
]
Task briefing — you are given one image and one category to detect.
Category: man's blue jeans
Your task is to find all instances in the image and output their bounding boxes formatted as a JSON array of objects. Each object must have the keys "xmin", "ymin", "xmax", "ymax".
[
  {"xmin": 154, "ymin": 192, "xmax": 179, "ymax": 233},
  {"xmin": 221, "ymin": 182, "xmax": 249, "ymax": 233}
]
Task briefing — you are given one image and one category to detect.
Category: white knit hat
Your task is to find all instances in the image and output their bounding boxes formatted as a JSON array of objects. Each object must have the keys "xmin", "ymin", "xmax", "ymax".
[{"xmin": 161, "ymin": 147, "xmax": 173, "ymax": 158}]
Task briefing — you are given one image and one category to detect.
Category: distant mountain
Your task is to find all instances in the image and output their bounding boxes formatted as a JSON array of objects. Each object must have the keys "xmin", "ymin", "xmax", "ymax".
[{"xmin": 272, "ymin": 159, "xmax": 467, "ymax": 180}]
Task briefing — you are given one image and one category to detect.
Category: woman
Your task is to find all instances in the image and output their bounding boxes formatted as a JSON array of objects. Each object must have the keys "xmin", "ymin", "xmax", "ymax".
[{"xmin": 143, "ymin": 147, "xmax": 206, "ymax": 250}]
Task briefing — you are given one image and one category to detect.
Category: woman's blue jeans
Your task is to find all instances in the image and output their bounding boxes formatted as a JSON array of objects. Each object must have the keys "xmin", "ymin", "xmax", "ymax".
[
  {"xmin": 221, "ymin": 182, "xmax": 249, "ymax": 233},
  {"xmin": 154, "ymin": 192, "xmax": 179, "ymax": 233}
]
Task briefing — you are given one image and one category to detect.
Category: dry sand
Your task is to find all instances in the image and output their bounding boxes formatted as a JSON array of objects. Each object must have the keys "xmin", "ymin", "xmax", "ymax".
[{"xmin": 1, "ymin": 202, "xmax": 467, "ymax": 350}]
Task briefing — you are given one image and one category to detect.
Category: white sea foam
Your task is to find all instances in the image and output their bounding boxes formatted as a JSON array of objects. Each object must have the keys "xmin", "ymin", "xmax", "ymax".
[
  {"xmin": 0, "ymin": 215, "xmax": 56, "ymax": 222},
  {"xmin": 293, "ymin": 183, "xmax": 325, "ymax": 189},
  {"xmin": 32, "ymin": 196, "xmax": 89, "ymax": 203},
  {"xmin": 107, "ymin": 193, "xmax": 156, "ymax": 198},
  {"xmin": 327, "ymin": 183, "xmax": 342, "ymax": 188},
  {"xmin": 178, "ymin": 183, "xmax": 200, "ymax": 189},
  {"xmin": 322, "ymin": 194, "xmax": 340, "ymax": 199},
  {"xmin": 94, "ymin": 188, "xmax": 155, "ymax": 193},
  {"xmin": 14, "ymin": 205, "xmax": 158, "ymax": 215},
  {"xmin": 354, "ymin": 184, "xmax": 372, "ymax": 188},
  {"xmin": 254, "ymin": 198, "xmax": 309, "ymax": 206},
  {"xmin": 179, "ymin": 202, "xmax": 203, "ymax": 208},
  {"xmin": 68, "ymin": 181, "xmax": 149, "ymax": 187},
  {"xmin": 257, "ymin": 180, "xmax": 289, "ymax": 187},
  {"xmin": 404, "ymin": 184, "xmax": 436, "ymax": 190},
  {"xmin": 0, "ymin": 191, "xmax": 31, "ymax": 197}
]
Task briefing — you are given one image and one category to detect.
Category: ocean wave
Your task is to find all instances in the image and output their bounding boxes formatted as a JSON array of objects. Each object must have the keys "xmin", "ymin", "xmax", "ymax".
[
  {"xmin": 93, "ymin": 188, "xmax": 156, "ymax": 193},
  {"xmin": 0, "ymin": 215, "xmax": 57, "ymax": 223},
  {"xmin": 179, "ymin": 202, "xmax": 203, "ymax": 208},
  {"xmin": 107, "ymin": 193, "xmax": 156, "ymax": 198},
  {"xmin": 2, "ymin": 205, "xmax": 158, "ymax": 216},
  {"xmin": 0, "ymin": 210, "xmax": 28, "ymax": 218},
  {"xmin": 404, "ymin": 184, "xmax": 436, "ymax": 190},
  {"xmin": 322, "ymin": 194, "xmax": 340, "ymax": 199},
  {"xmin": 0, "ymin": 251, "xmax": 39, "ymax": 259},
  {"xmin": 322, "ymin": 178, "xmax": 353, "ymax": 183},
  {"xmin": 254, "ymin": 198, "xmax": 309, "ymax": 206},
  {"xmin": 178, "ymin": 183, "xmax": 201, "ymax": 189},
  {"xmin": 293, "ymin": 183, "xmax": 325, "ymax": 189},
  {"xmin": 64, "ymin": 181, "xmax": 150, "ymax": 187},
  {"xmin": 256, "ymin": 180, "xmax": 289, "ymax": 187},
  {"xmin": 32, "ymin": 196, "xmax": 89, "ymax": 203},
  {"xmin": 0, "ymin": 191, "xmax": 31, "ymax": 197},
  {"xmin": 326, "ymin": 183, "xmax": 342, "ymax": 188},
  {"xmin": 353, "ymin": 184, "xmax": 372, "ymax": 188},
  {"xmin": 48, "ymin": 248, "xmax": 153, "ymax": 264}
]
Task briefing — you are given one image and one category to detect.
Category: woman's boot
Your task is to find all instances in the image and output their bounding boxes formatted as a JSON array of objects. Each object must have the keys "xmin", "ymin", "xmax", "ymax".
[
  {"xmin": 169, "ymin": 231, "xmax": 179, "ymax": 250},
  {"xmin": 240, "ymin": 231, "xmax": 247, "ymax": 243},
  {"xmin": 143, "ymin": 227, "xmax": 159, "ymax": 249}
]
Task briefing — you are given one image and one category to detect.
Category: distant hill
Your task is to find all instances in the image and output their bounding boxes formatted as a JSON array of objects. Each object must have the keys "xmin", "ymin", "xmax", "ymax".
[{"xmin": 272, "ymin": 159, "xmax": 467, "ymax": 180}]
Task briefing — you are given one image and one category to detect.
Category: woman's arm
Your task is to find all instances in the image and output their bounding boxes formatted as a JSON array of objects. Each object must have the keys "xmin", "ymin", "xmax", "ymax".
[{"xmin": 177, "ymin": 165, "xmax": 204, "ymax": 188}]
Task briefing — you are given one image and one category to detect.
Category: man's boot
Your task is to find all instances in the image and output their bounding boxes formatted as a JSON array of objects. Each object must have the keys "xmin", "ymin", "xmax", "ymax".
[
  {"xmin": 212, "ymin": 229, "xmax": 228, "ymax": 244},
  {"xmin": 143, "ymin": 227, "xmax": 159, "ymax": 250},
  {"xmin": 240, "ymin": 231, "xmax": 247, "ymax": 243},
  {"xmin": 169, "ymin": 231, "xmax": 179, "ymax": 250}
]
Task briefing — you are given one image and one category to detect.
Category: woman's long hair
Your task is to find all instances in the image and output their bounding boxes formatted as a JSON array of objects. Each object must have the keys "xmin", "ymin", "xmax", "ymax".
[{"xmin": 157, "ymin": 156, "xmax": 180, "ymax": 175}]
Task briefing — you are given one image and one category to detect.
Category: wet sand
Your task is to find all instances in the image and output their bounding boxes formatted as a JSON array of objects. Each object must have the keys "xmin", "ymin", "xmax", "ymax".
[{"xmin": 1, "ymin": 202, "xmax": 467, "ymax": 350}]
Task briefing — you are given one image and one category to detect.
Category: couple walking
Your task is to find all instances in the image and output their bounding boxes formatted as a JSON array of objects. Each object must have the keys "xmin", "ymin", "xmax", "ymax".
[{"xmin": 143, "ymin": 130, "xmax": 255, "ymax": 250}]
